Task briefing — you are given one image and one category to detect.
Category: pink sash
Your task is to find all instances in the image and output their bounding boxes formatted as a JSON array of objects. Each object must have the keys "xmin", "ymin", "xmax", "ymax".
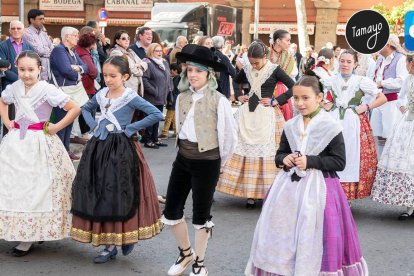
[{"xmin": 14, "ymin": 121, "xmax": 46, "ymax": 131}]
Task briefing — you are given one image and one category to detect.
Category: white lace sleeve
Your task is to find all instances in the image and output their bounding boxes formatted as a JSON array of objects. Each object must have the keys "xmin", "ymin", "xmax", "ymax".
[
  {"xmin": 360, "ymin": 76, "xmax": 380, "ymax": 96},
  {"xmin": 46, "ymin": 84, "xmax": 70, "ymax": 108},
  {"xmin": 397, "ymin": 77, "xmax": 410, "ymax": 108},
  {"xmin": 1, "ymin": 84, "xmax": 15, "ymax": 104},
  {"xmin": 290, "ymin": 62, "xmax": 299, "ymax": 80}
]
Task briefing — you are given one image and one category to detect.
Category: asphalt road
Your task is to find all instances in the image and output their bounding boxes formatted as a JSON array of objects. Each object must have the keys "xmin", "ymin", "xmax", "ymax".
[{"xmin": 1, "ymin": 137, "xmax": 414, "ymax": 276}]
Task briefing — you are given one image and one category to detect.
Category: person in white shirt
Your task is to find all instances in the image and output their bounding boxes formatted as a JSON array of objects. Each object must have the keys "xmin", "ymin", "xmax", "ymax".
[
  {"xmin": 161, "ymin": 44, "xmax": 237, "ymax": 276},
  {"xmin": 311, "ymin": 48, "xmax": 335, "ymax": 108},
  {"xmin": 371, "ymin": 34, "xmax": 408, "ymax": 144},
  {"xmin": 332, "ymin": 45, "xmax": 341, "ymax": 74},
  {"xmin": 355, "ymin": 53, "xmax": 376, "ymax": 79}
]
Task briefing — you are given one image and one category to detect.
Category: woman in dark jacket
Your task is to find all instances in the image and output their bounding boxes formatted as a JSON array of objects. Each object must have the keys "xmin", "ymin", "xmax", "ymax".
[
  {"xmin": 142, "ymin": 42, "xmax": 172, "ymax": 148},
  {"xmin": 50, "ymin": 26, "xmax": 88, "ymax": 160}
]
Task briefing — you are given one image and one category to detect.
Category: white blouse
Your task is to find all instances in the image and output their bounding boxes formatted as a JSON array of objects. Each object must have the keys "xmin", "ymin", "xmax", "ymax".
[
  {"xmin": 176, "ymin": 86, "xmax": 237, "ymax": 166},
  {"xmin": 328, "ymin": 74, "xmax": 379, "ymax": 108}
]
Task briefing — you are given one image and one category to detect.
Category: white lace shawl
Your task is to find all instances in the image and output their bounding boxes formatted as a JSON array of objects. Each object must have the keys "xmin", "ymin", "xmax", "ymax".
[
  {"xmin": 328, "ymin": 74, "xmax": 379, "ymax": 108},
  {"xmin": 249, "ymin": 110, "xmax": 342, "ymax": 276},
  {"xmin": 244, "ymin": 61, "xmax": 278, "ymax": 99},
  {"xmin": 96, "ymin": 87, "xmax": 137, "ymax": 131}
]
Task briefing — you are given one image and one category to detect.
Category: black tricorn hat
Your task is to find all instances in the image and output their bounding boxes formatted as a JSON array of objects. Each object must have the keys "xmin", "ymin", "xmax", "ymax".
[{"xmin": 176, "ymin": 44, "xmax": 227, "ymax": 72}]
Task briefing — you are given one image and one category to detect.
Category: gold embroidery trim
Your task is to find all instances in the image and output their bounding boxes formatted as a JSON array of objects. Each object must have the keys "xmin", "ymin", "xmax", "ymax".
[{"xmin": 71, "ymin": 220, "xmax": 164, "ymax": 246}]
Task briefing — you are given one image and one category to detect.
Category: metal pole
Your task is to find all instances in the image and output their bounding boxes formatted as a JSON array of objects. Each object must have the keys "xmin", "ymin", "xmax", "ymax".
[
  {"xmin": 19, "ymin": 0, "xmax": 24, "ymax": 23},
  {"xmin": 253, "ymin": 0, "xmax": 260, "ymax": 39},
  {"xmin": 0, "ymin": 0, "xmax": 2, "ymax": 35}
]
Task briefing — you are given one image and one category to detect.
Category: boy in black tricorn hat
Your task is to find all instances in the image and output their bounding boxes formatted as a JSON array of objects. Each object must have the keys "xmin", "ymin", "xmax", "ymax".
[{"xmin": 161, "ymin": 45, "xmax": 237, "ymax": 276}]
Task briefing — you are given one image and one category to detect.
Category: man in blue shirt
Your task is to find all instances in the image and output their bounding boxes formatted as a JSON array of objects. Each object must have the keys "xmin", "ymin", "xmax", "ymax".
[{"xmin": 130, "ymin": 27, "xmax": 153, "ymax": 59}]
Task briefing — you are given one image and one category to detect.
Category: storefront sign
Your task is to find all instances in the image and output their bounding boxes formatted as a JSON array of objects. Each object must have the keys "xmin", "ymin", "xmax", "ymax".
[
  {"xmin": 105, "ymin": 0, "xmax": 153, "ymax": 12},
  {"xmin": 249, "ymin": 23, "xmax": 315, "ymax": 35},
  {"xmin": 336, "ymin": 24, "xmax": 346, "ymax": 35},
  {"xmin": 39, "ymin": 0, "xmax": 84, "ymax": 11}
]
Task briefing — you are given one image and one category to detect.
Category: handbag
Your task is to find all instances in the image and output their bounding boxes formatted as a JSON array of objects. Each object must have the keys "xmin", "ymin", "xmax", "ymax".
[{"xmin": 51, "ymin": 70, "xmax": 89, "ymax": 107}]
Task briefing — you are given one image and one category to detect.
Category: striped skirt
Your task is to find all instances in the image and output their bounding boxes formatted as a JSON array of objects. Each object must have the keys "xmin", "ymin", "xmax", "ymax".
[{"xmin": 216, "ymin": 107, "xmax": 284, "ymax": 199}]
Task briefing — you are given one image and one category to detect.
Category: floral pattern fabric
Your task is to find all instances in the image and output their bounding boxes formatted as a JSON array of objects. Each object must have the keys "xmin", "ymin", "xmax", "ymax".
[
  {"xmin": 0, "ymin": 135, "xmax": 75, "ymax": 241},
  {"xmin": 371, "ymin": 110, "xmax": 414, "ymax": 206},
  {"xmin": 341, "ymin": 115, "xmax": 377, "ymax": 200}
]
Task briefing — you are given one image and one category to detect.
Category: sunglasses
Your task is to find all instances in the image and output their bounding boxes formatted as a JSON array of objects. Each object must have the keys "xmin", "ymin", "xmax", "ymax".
[
  {"xmin": 10, "ymin": 28, "xmax": 22, "ymax": 31},
  {"xmin": 120, "ymin": 37, "xmax": 130, "ymax": 41}
]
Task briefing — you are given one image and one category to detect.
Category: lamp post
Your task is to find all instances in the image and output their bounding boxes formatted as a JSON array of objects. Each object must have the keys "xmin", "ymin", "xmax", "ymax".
[
  {"xmin": 0, "ymin": 0, "xmax": 2, "ymax": 35},
  {"xmin": 253, "ymin": 0, "xmax": 260, "ymax": 39},
  {"xmin": 19, "ymin": 0, "xmax": 24, "ymax": 23}
]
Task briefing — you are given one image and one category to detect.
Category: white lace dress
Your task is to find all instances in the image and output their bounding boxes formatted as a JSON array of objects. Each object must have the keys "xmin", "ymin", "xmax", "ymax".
[
  {"xmin": 372, "ymin": 75, "xmax": 414, "ymax": 207},
  {"xmin": 217, "ymin": 62, "xmax": 285, "ymax": 199},
  {"xmin": 0, "ymin": 80, "xmax": 76, "ymax": 241}
]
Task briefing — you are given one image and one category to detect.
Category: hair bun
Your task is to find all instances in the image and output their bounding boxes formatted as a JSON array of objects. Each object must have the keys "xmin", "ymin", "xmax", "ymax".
[
  {"xmin": 303, "ymin": 70, "xmax": 324, "ymax": 92},
  {"xmin": 304, "ymin": 69, "xmax": 318, "ymax": 78}
]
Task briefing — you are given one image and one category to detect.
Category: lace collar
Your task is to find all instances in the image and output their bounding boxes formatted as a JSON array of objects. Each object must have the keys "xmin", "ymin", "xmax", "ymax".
[
  {"xmin": 329, "ymin": 74, "xmax": 362, "ymax": 108},
  {"xmin": 244, "ymin": 61, "xmax": 277, "ymax": 98},
  {"xmin": 284, "ymin": 109, "xmax": 342, "ymax": 156},
  {"xmin": 96, "ymin": 87, "xmax": 137, "ymax": 114}
]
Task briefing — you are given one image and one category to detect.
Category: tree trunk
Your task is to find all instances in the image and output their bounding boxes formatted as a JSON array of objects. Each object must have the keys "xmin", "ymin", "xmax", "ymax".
[{"xmin": 295, "ymin": 0, "xmax": 310, "ymax": 55}]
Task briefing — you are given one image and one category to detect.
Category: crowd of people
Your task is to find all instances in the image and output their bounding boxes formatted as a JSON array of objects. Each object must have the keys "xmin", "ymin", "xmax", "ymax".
[{"xmin": 0, "ymin": 7, "xmax": 413, "ymax": 276}]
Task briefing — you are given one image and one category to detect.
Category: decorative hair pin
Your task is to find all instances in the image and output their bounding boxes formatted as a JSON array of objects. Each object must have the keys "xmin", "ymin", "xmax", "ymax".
[{"xmin": 317, "ymin": 56, "xmax": 330, "ymax": 65}]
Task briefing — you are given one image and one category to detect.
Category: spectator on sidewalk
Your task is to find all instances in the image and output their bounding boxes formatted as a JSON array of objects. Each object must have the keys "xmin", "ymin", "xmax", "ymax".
[
  {"xmin": 197, "ymin": 36, "xmax": 213, "ymax": 48},
  {"xmin": 86, "ymin": 21, "xmax": 110, "ymax": 68},
  {"xmin": 212, "ymin": 36, "xmax": 237, "ymax": 99},
  {"xmin": 142, "ymin": 43, "xmax": 172, "ymax": 149},
  {"xmin": 50, "ymin": 26, "xmax": 88, "ymax": 161},
  {"xmin": 130, "ymin": 27, "xmax": 152, "ymax": 59},
  {"xmin": 169, "ymin": 36, "xmax": 188, "ymax": 65},
  {"xmin": 74, "ymin": 32, "xmax": 98, "ymax": 138},
  {"xmin": 109, "ymin": 30, "xmax": 147, "ymax": 96},
  {"xmin": 159, "ymin": 63, "xmax": 181, "ymax": 139},
  {"xmin": 79, "ymin": 26, "xmax": 102, "ymax": 93},
  {"xmin": 0, "ymin": 20, "xmax": 34, "ymax": 135},
  {"xmin": 23, "ymin": 9, "xmax": 53, "ymax": 81}
]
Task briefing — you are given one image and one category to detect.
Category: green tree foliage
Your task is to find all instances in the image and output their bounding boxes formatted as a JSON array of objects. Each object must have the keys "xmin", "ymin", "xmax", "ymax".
[{"xmin": 372, "ymin": 1, "xmax": 414, "ymax": 33}]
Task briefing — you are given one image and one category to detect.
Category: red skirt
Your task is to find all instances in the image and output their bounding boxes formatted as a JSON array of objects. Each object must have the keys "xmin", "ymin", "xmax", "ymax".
[
  {"xmin": 274, "ymin": 81, "xmax": 293, "ymax": 121},
  {"xmin": 71, "ymin": 142, "xmax": 163, "ymax": 246},
  {"xmin": 341, "ymin": 115, "xmax": 378, "ymax": 200}
]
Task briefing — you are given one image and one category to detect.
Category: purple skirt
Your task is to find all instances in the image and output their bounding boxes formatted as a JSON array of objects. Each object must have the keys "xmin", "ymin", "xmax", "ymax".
[{"xmin": 250, "ymin": 177, "xmax": 368, "ymax": 276}]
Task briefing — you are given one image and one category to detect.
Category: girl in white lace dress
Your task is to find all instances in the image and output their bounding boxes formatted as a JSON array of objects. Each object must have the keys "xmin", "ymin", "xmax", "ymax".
[
  {"xmin": 371, "ymin": 53, "xmax": 414, "ymax": 220},
  {"xmin": 0, "ymin": 51, "xmax": 80, "ymax": 256},
  {"xmin": 216, "ymin": 41, "xmax": 294, "ymax": 208}
]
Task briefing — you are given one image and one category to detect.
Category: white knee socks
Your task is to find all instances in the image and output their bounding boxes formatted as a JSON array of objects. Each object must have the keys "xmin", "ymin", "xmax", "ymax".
[
  {"xmin": 171, "ymin": 220, "xmax": 191, "ymax": 250},
  {"xmin": 194, "ymin": 229, "xmax": 211, "ymax": 263}
]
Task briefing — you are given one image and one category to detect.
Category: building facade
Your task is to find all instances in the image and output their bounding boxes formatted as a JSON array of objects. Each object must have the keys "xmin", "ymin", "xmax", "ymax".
[{"xmin": 0, "ymin": 0, "xmax": 404, "ymax": 51}]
